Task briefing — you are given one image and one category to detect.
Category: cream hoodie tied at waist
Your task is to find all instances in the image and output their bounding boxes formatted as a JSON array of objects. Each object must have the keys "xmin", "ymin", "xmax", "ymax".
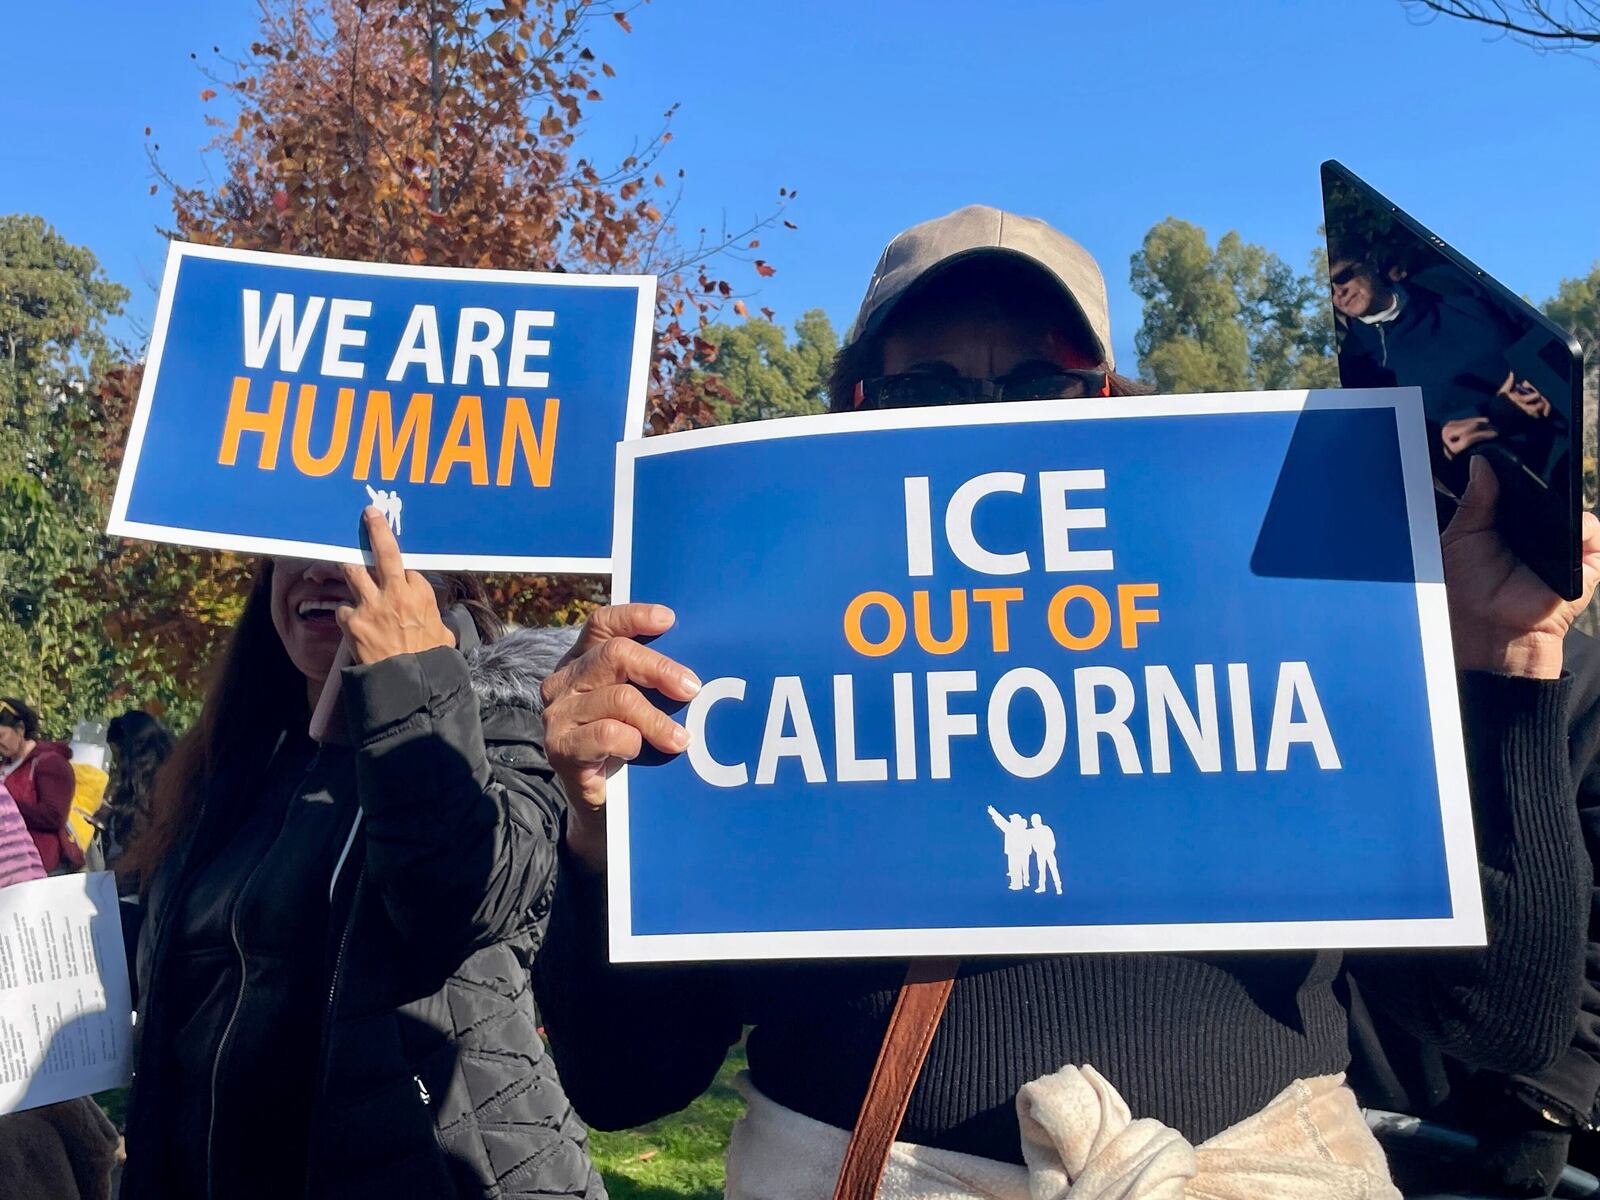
[{"xmin": 723, "ymin": 1066, "xmax": 1399, "ymax": 1200}]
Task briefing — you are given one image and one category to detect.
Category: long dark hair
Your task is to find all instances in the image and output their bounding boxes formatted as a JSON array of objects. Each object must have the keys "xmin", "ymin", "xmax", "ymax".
[
  {"xmin": 827, "ymin": 255, "xmax": 1152, "ymax": 411},
  {"xmin": 118, "ymin": 560, "xmax": 501, "ymax": 885},
  {"xmin": 104, "ymin": 711, "xmax": 176, "ymax": 861}
]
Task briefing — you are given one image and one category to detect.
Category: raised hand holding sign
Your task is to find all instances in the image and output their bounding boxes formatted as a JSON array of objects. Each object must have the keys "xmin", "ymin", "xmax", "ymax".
[
  {"xmin": 336, "ymin": 507, "xmax": 454, "ymax": 665},
  {"xmin": 541, "ymin": 603, "xmax": 699, "ymax": 871}
]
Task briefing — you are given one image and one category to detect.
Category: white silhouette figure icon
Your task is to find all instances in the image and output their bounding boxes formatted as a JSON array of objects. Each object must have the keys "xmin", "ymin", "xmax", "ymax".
[
  {"xmin": 364, "ymin": 485, "xmax": 404, "ymax": 535},
  {"xmin": 987, "ymin": 805, "xmax": 1032, "ymax": 891},
  {"xmin": 987, "ymin": 806, "xmax": 1062, "ymax": 894},
  {"xmin": 1028, "ymin": 813, "xmax": 1062, "ymax": 895}
]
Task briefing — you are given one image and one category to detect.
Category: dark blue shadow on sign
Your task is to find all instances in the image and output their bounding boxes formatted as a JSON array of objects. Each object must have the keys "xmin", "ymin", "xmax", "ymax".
[
  {"xmin": 1250, "ymin": 406, "xmax": 1418, "ymax": 583},
  {"xmin": 633, "ymin": 631, "xmax": 688, "ymax": 767}
]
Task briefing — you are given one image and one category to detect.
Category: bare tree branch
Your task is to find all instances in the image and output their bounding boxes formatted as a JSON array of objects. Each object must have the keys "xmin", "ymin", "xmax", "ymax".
[{"xmin": 1405, "ymin": 0, "xmax": 1600, "ymax": 48}]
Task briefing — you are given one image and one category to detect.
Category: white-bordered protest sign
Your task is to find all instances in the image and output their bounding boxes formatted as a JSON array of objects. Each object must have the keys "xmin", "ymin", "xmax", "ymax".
[
  {"xmin": 109, "ymin": 242, "xmax": 655, "ymax": 571},
  {"xmin": 606, "ymin": 387, "xmax": 1480, "ymax": 962}
]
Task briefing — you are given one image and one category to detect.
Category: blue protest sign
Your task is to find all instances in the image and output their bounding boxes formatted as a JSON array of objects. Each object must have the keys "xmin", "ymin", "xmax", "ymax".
[
  {"xmin": 109, "ymin": 242, "xmax": 655, "ymax": 570},
  {"xmin": 608, "ymin": 388, "xmax": 1481, "ymax": 961}
]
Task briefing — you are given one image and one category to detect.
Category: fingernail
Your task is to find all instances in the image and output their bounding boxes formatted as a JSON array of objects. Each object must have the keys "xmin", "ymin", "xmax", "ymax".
[
  {"xmin": 651, "ymin": 605, "xmax": 673, "ymax": 625},
  {"xmin": 681, "ymin": 671, "xmax": 702, "ymax": 696},
  {"xmin": 364, "ymin": 505, "xmax": 382, "ymax": 520},
  {"xmin": 671, "ymin": 724, "xmax": 689, "ymax": 750}
]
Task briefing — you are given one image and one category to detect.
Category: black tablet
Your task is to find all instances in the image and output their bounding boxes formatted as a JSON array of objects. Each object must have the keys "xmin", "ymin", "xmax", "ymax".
[{"xmin": 1321, "ymin": 159, "xmax": 1586, "ymax": 600}]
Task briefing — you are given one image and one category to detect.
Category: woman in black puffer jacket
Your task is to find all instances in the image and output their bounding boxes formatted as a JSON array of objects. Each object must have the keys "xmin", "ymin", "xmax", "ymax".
[{"xmin": 118, "ymin": 508, "xmax": 603, "ymax": 1200}]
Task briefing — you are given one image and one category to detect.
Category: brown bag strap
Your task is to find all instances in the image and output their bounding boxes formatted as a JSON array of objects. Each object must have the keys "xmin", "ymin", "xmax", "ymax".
[{"xmin": 831, "ymin": 957, "xmax": 960, "ymax": 1200}]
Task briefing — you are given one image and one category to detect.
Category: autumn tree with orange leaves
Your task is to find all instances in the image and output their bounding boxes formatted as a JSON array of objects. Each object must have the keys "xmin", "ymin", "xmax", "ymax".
[
  {"xmin": 58, "ymin": 0, "xmax": 790, "ymax": 725},
  {"xmin": 159, "ymin": 0, "xmax": 788, "ymax": 422}
]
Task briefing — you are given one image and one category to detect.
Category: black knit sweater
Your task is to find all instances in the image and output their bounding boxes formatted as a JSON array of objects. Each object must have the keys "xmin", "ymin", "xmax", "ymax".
[
  {"xmin": 1347, "ymin": 632, "xmax": 1600, "ymax": 1134},
  {"xmin": 536, "ymin": 671, "xmax": 1586, "ymax": 1162}
]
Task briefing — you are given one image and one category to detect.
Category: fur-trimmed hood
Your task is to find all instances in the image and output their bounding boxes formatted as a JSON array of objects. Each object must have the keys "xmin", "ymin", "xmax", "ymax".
[{"xmin": 465, "ymin": 624, "xmax": 580, "ymax": 714}]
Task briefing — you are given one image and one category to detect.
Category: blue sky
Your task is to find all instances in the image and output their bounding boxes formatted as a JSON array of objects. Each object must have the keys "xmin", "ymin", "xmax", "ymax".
[{"xmin": 4, "ymin": 0, "xmax": 1597, "ymax": 371}]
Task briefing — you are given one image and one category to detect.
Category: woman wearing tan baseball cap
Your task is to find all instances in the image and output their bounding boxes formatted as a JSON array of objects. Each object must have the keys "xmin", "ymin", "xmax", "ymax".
[
  {"xmin": 534, "ymin": 207, "xmax": 1594, "ymax": 1198},
  {"xmin": 829, "ymin": 204, "xmax": 1144, "ymax": 411}
]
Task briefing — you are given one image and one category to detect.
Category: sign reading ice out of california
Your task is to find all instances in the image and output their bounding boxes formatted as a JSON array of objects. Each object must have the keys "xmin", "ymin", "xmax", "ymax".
[
  {"xmin": 108, "ymin": 242, "xmax": 655, "ymax": 570},
  {"xmin": 607, "ymin": 388, "xmax": 1483, "ymax": 963}
]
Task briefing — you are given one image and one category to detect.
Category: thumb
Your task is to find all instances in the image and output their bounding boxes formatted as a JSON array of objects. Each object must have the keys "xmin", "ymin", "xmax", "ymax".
[{"xmin": 1444, "ymin": 454, "xmax": 1499, "ymax": 541}]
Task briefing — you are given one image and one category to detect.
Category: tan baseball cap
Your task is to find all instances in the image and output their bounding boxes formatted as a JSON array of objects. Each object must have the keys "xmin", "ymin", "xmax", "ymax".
[{"xmin": 846, "ymin": 204, "xmax": 1114, "ymax": 369}]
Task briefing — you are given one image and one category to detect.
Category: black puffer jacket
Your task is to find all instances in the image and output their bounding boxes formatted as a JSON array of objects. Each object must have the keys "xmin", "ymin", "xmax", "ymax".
[{"xmin": 122, "ymin": 626, "xmax": 604, "ymax": 1200}]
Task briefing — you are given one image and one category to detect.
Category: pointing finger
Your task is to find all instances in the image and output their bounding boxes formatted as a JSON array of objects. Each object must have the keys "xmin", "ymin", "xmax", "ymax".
[{"xmin": 363, "ymin": 506, "xmax": 405, "ymax": 586}]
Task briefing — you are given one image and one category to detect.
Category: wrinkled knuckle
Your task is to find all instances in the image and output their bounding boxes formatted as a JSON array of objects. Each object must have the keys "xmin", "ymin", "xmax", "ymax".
[
  {"xmin": 617, "ymin": 685, "xmax": 652, "ymax": 721},
  {"xmin": 609, "ymin": 720, "xmax": 645, "ymax": 758},
  {"xmin": 585, "ymin": 720, "xmax": 620, "ymax": 755},
  {"xmin": 639, "ymin": 647, "xmax": 673, "ymax": 683},
  {"xmin": 545, "ymin": 689, "xmax": 581, "ymax": 724}
]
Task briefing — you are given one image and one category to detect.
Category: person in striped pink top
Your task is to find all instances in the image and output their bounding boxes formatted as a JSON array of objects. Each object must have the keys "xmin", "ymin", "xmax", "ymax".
[{"xmin": 0, "ymin": 778, "xmax": 45, "ymax": 887}]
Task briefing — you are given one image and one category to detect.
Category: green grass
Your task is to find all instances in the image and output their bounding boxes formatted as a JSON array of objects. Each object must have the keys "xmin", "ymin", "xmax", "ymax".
[
  {"xmin": 587, "ymin": 1045, "xmax": 746, "ymax": 1200},
  {"xmin": 95, "ymin": 1086, "xmax": 129, "ymax": 1127}
]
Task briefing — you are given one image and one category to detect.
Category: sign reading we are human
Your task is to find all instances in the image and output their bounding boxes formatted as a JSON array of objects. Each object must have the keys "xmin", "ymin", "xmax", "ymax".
[
  {"xmin": 608, "ymin": 388, "xmax": 1482, "ymax": 962},
  {"xmin": 109, "ymin": 242, "xmax": 654, "ymax": 569}
]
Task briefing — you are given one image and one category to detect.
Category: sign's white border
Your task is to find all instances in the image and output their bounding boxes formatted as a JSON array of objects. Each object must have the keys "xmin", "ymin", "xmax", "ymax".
[
  {"xmin": 106, "ymin": 240, "xmax": 657, "ymax": 571},
  {"xmin": 606, "ymin": 386, "xmax": 1484, "ymax": 962}
]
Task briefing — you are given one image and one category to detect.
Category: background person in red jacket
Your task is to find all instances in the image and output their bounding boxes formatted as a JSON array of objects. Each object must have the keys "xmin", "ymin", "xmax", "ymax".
[{"xmin": 0, "ymin": 697, "xmax": 77, "ymax": 873}]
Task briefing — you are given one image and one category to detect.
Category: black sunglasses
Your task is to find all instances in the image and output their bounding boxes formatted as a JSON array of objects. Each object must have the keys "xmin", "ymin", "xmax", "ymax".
[
  {"xmin": 1330, "ymin": 263, "xmax": 1364, "ymax": 287},
  {"xmin": 855, "ymin": 368, "xmax": 1108, "ymax": 410}
]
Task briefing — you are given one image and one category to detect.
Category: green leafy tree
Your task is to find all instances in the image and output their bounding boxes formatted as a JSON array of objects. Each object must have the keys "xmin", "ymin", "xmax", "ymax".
[
  {"xmin": 1130, "ymin": 218, "xmax": 1335, "ymax": 394},
  {"xmin": 0, "ymin": 221, "xmax": 249, "ymax": 732},
  {"xmin": 0, "ymin": 215, "xmax": 127, "ymax": 472},
  {"xmin": 691, "ymin": 308, "xmax": 837, "ymax": 423},
  {"xmin": 0, "ymin": 215, "xmax": 131, "ymax": 730}
]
